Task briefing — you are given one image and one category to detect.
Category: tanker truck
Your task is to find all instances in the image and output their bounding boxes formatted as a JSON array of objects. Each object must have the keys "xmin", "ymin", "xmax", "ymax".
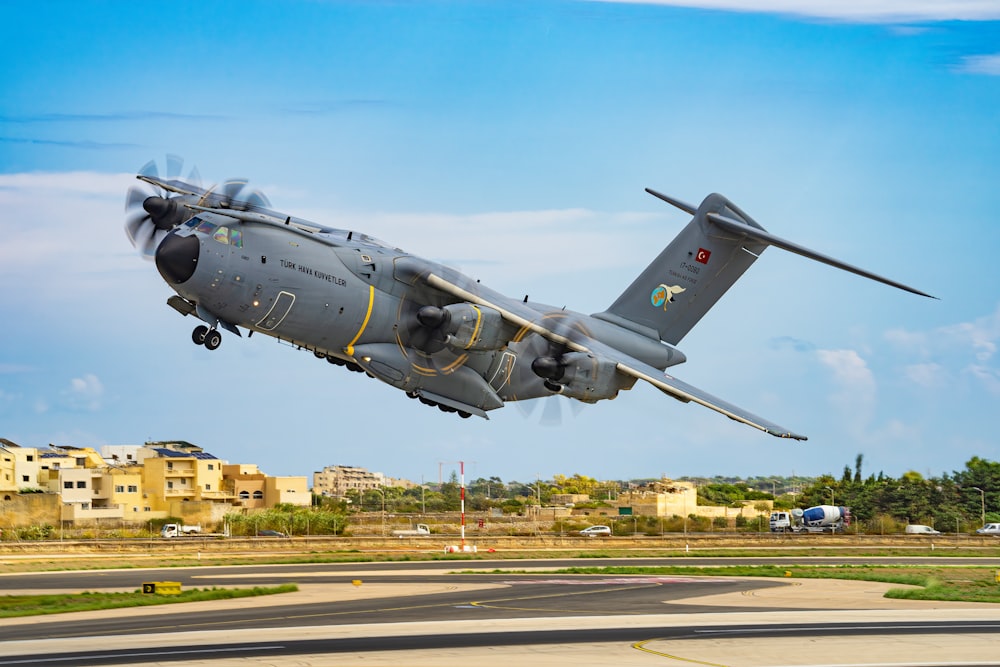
[{"xmin": 769, "ymin": 505, "xmax": 850, "ymax": 533}]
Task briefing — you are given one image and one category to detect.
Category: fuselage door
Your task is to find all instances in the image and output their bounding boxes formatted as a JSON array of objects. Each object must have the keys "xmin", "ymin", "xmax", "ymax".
[{"xmin": 256, "ymin": 290, "xmax": 296, "ymax": 331}]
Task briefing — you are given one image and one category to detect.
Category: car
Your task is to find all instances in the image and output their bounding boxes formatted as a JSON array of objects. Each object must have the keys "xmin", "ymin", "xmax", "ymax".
[
  {"xmin": 904, "ymin": 524, "xmax": 940, "ymax": 535},
  {"xmin": 256, "ymin": 529, "xmax": 289, "ymax": 537},
  {"xmin": 976, "ymin": 523, "xmax": 1000, "ymax": 535},
  {"xmin": 579, "ymin": 525, "xmax": 612, "ymax": 537}
]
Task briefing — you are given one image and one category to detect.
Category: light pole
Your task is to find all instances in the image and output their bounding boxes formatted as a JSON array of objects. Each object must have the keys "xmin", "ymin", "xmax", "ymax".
[
  {"xmin": 824, "ymin": 486, "xmax": 834, "ymax": 506},
  {"xmin": 972, "ymin": 487, "xmax": 985, "ymax": 527},
  {"xmin": 372, "ymin": 487, "xmax": 386, "ymax": 536}
]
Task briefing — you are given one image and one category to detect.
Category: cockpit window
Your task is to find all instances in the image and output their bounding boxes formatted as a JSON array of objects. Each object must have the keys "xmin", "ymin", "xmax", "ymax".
[
  {"xmin": 196, "ymin": 219, "xmax": 218, "ymax": 236},
  {"xmin": 185, "ymin": 217, "xmax": 243, "ymax": 248}
]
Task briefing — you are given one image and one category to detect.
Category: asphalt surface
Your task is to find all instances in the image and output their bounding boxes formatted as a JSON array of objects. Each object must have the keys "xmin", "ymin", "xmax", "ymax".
[{"xmin": 2, "ymin": 557, "xmax": 999, "ymax": 666}]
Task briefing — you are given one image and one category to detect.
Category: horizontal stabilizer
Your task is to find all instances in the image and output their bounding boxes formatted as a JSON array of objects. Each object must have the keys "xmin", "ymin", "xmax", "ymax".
[
  {"xmin": 617, "ymin": 361, "xmax": 807, "ymax": 440},
  {"xmin": 645, "ymin": 188, "xmax": 697, "ymax": 215},
  {"xmin": 705, "ymin": 211, "xmax": 936, "ymax": 299}
]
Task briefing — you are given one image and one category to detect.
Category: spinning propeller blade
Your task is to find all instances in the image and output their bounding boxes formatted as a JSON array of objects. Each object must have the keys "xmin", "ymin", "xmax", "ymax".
[{"xmin": 124, "ymin": 155, "xmax": 202, "ymax": 258}]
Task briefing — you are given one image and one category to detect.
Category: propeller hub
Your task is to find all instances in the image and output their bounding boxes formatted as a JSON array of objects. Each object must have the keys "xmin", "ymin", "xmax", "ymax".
[
  {"xmin": 143, "ymin": 196, "xmax": 184, "ymax": 231},
  {"xmin": 155, "ymin": 233, "xmax": 200, "ymax": 285},
  {"xmin": 416, "ymin": 305, "xmax": 450, "ymax": 329},
  {"xmin": 531, "ymin": 356, "xmax": 564, "ymax": 382}
]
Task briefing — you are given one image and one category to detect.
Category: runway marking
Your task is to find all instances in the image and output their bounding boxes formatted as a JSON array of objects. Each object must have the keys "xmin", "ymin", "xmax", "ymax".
[
  {"xmin": 471, "ymin": 582, "xmax": 665, "ymax": 613},
  {"xmin": 27, "ymin": 596, "xmax": 496, "ymax": 639},
  {"xmin": 502, "ymin": 577, "xmax": 712, "ymax": 585},
  {"xmin": 632, "ymin": 638, "xmax": 729, "ymax": 667},
  {"xmin": 0, "ymin": 645, "xmax": 284, "ymax": 665},
  {"xmin": 695, "ymin": 623, "xmax": 1000, "ymax": 635}
]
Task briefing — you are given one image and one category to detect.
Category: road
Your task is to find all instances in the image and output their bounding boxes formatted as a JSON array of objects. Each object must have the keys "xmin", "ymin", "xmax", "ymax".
[{"xmin": 1, "ymin": 557, "xmax": 998, "ymax": 666}]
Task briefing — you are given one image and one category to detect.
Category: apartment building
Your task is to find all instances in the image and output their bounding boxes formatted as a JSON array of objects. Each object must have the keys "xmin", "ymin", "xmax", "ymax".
[
  {"xmin": 0, "ymin": 439, "xmax": 41, "ymax": 498},
  {"xmin": 224, "ymin": 464, "xmax": 310, "ymax": 509},
  {"xmin": 0, "ymin": 439, "xmax": 309, "ymax": 528}
]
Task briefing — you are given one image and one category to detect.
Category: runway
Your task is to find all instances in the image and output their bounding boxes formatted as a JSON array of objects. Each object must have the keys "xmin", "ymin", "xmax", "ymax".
[{"xmin": 2, "ymin": 558, "xmax": 998, "ymax": 666}]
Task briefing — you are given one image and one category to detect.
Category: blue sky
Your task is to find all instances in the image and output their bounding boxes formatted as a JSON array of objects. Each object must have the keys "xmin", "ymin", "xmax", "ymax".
[{"xmin": 1, "ymin": 1, "xmax": 998, "ymax": 487}]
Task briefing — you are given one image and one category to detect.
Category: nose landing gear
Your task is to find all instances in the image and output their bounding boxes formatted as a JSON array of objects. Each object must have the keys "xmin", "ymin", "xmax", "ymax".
[{"xmin": 192, "ymin": 324, "xmax": 222, "ymax": 350}]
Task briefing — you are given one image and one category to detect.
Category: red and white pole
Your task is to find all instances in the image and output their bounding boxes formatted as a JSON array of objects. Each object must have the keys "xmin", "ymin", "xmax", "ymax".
[{"xmin": 460, "ymin": 460, "xmax": 466, "ymax": 547}]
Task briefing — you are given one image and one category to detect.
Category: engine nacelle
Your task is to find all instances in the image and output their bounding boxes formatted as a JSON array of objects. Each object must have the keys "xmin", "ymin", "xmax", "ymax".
[
  {"xmin": 535, "ymin": 351, "xmax": 621, "ymax": 402},
  {"xmin": 420, "ymin": 303, "xmax": 507, "ymax": 351}
]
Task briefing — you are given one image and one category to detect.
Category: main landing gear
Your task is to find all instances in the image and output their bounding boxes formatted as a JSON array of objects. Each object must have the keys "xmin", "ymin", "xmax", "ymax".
[{"xmin": 192, "ymin": 325, "xmax": 222, "ymax": 351}]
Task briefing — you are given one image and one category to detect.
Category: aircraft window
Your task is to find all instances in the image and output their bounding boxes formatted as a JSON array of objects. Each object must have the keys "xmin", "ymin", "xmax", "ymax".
[
  {"xmin": 185, "ymin": 217, "xmax": 202, "ymax": 228},
  {"xmin": 231, "ymin": 228, "xmax": 243, "ymax": 248},
  {"xmin": 213, "ymin": 226, "xmax": 230, "ymax": 244},
  {"xmin": 196, "ymin": 220, "xmax": 218, "ymax": 236}
]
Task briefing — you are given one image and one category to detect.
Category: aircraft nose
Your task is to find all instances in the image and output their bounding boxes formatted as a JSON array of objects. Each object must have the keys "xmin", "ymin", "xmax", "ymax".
[{"xmin": 155, "ymin": 232, "xmax": 200, "ymax": 285}]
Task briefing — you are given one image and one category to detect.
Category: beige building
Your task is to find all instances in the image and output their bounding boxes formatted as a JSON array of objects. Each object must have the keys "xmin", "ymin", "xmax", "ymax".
[
  {"xmin": 0, "ymin": 439, "xmax": 42, "ymax": 497},
  {"xmin": 560, "ymin": 478, "xmax": 773, "ymax": 524},
  {"xmin": 225, "ymin": 464, "xmax": 268, "ymax": 509},
  {"xmin": 313, "ymin": 465, "xmax": 389, "ymax": 497},
  {"xmin": 0, "ymin": 439, "xmax": 310, "ymax": 530},
  {"xmin": 140, "ymin": 443, "xmax": 230, "ymax": 509},
  {"xmin": 265, "ymin": 475, "xmax": 310, "ymax": 506},
  {"xmin": 224, "ymin": 464, "xmax": 309, "ymax": 509}
]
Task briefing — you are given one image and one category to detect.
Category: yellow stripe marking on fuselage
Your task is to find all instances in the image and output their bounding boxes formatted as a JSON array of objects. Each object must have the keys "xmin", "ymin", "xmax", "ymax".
[
  {"xmin": 464, "ymin": 305, "xmax": 483, "ymax": 349},
  {"xmin": 345, "ymin": 285, "xmax": 375, "ymax": 357}
]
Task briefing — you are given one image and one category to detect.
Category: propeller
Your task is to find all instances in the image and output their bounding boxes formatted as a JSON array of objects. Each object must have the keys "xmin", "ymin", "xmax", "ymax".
[
  {"xmin": 394, "ymin": 297, "xmax": 470, "ymax": 377},
  {"xmin": 124, "ymin": 156, "xmax": 202, "ymax": 257},
  {"xmin": 508, "ymin": 312, "xmax": 588, "ymax": 425},
  {"xmin": 197, "ymin": 178, "xmax": 271, "ymax": 212}
]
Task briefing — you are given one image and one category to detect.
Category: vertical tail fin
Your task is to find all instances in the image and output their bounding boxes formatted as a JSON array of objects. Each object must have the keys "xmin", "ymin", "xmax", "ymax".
[
  {"xmin": 595, "ymin": 192, "xmax": 767, "ymax": 345},
  {"xmin": 595, "ymin": 189, "xmax": 934, "ymax": 347}
]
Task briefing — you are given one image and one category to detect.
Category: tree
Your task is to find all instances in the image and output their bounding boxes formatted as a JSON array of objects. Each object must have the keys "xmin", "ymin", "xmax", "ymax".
[
  {"xmin": 439, "ymin": 471, "xmax": 461, "ymax": 511},
  {"xmin": 551, "ymin": 473, "xmax": 600, "ymax": 496}
]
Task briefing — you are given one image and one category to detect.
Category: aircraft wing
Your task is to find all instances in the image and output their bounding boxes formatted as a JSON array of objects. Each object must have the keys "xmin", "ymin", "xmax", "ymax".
[
  {"xmin": 425, "ymin": 272, "xmax": 807, "ymax": 441},
  {"xmin": 610, "ymin": 353, "xmax": 807, "ymax": 440}
]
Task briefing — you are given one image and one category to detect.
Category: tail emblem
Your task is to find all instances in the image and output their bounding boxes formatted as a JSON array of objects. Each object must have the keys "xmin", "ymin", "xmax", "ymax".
[{"xmin": 651, "ymin": 284, "xmax": 685, "ymax": 310}]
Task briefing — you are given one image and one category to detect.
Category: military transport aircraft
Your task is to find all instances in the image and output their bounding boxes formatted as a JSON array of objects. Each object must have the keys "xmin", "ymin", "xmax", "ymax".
[{"xmin": 125, "ymin": 158, "xmax": 933, "ymax": 440}]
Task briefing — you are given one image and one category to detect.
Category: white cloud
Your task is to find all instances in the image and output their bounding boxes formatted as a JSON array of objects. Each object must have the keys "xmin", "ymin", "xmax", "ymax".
[
  {"xmin": 815, "ymin": 348, "xmax": 877, "ymax": 435},
  {"xmin": 0, "ymin": 171, "xmax": 139, "ymax": 295},
  {"xmin": 298, "ymin": 206, "xmax": 662, "ymax": 287},
  {"xmin": 887, "ymin": 304, "xmax": 1000, "ymax": 395},
  {"xmin": 593, "ymin": 0, "xmax": 1000, "ymax": 22},
  {"xmin": 956, "ymin": 54, "xmax": 1000, "ymax": 76},
  {"xmin": 903, "ymin": 362, "xmax": 945, "ymax": 388},
  {"xmin": 0, "ymin": 363, "xmax": 34, "ymax": 374},
  {"xmin": 967, "ymin": 364, "xmax": 1000, "ymax": 395},
  {"xmin": 63, "ymin": 373, "xmax": 104, "ymax": 411},
  {"xmin": 941, "ymin": 311, "xmax": 1000, "ymax": 362}
]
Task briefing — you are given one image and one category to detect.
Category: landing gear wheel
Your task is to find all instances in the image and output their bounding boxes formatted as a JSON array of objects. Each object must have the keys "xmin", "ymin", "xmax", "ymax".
[
  {"xmin": 204, "ymin": 329, "xmax": 222, "ymax": 350},
  {"xmin": 192, "ymin": 325, "xmax": 209, "ymax": 345}
]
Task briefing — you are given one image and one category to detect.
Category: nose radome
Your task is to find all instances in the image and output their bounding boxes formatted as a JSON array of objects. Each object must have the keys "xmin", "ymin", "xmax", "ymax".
[{"xmin": 155, "ymin": 233, "xmax": 200, "ymax": 285}]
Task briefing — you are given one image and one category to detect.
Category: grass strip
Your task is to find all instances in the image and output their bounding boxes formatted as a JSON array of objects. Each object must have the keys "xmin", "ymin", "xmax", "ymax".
[
  {"xmin": 0, "ymin": 584, "xmax": 298, "ymax": 618},
  {"xmin": 467, "ymin": 564, "xmax": 1000, "ymax": 604}
]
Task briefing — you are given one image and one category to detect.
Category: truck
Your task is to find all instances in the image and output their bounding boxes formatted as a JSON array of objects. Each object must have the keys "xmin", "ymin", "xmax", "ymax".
[
  {"xmin": 770, "ymin": 505, "xmax": 850, "ymax": 533},
  {"xmin": 160, "ymin": 523, "xmax": 202, "ymax": 538},
  {"xmin": 391, "ymin": 523, "xmax": 431, "ymax": 537}
]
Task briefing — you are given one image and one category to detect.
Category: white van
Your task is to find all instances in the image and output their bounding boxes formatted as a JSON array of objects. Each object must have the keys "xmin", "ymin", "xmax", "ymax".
[{"xmin": 905, "ymin": 524, "xmax": 940, "ymax": 535}]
